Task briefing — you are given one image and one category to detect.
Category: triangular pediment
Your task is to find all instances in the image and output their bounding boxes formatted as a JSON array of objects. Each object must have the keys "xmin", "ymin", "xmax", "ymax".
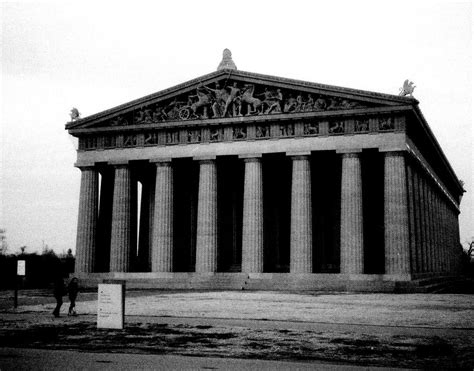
[{"xmin": 66, "ymin": 69, "xmax": 415, "ymax": 131}]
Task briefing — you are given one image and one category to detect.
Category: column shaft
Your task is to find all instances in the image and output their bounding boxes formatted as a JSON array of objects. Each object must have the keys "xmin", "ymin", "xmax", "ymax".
[
  {"xmin": 75, "ymin": 167, "xmax": 98, "ymax": 273},
  {"xmin": 406, "ymin": 164, "xmax": 417, "ymax": 274},
  {"xmin": 420, "ymin": 176, "xmax": 429, "ymax": 272},
  {"xmin": 242, "ymin": 157, "xmax": 264, "ymax": 273},
  {"xmin": 384, "ymin": 152, "xmax": 410, "ymax": 275},
  {"xmin": 441, "ymin": 201, "xmax": 448, "ymax": 272},
  {"xmin": 195, "ymin": 160, "xmax": 218, "ymax": 273},
  {"xmin": 290, "ymin": 155, "xmax": 313, "ymax": 273},
  {"xmin": 109, "ymin": 165, "xmax": 133, "ymax": 272},
  {"xmin": 427, "ymin": 185, "xmax": 435, "ymax": 273},
  {"xmin": 434, "ymin": 194, "xmax": 442, "ymax": 273},
  {"xmin": 151, "ymin": 162, "xmax": 174, "ymax": 272},
  {"xmin": 340, "ymin": 153, "xmax": 364, "ymax": 274},
  {"xmin": 413, "ymin": 171, "xmax": 424, "ymax": 273}
]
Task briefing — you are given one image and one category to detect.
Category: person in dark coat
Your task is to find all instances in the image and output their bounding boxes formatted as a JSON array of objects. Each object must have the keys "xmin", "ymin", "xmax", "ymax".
[
  {"xmin": 52, "ymin": 276, "xmax": 66, "ymax": 318},
  {"xmin": 68, "ymin": 277, "xmax": 79, "ymax": 316}
]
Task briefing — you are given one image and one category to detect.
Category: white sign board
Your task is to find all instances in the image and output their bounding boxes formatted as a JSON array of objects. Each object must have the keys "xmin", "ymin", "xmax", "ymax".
[
  {"xmin": 97, "ymin": 284, "xmax": 124, "ymax": 329},
  {"xmin": 17, "ymin": 260, "xmax": 26, "ymax": 276}
]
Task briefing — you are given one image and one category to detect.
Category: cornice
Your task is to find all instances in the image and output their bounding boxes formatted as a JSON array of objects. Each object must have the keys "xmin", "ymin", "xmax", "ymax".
[{"xmin": 410, "ymin": 106, "xmax": 464, "ymax": 195}]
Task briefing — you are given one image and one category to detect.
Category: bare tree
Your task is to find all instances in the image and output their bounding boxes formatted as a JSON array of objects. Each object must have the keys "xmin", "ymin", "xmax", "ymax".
[{"xmin": 0, "ymin": 228, "xmax": 8, "ymax": 255}]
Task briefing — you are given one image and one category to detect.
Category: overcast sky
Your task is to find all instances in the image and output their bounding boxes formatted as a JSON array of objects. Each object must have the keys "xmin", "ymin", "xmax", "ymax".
[{"xmin": 1, "ymin": 0, "xmax": 472, "ymax": 254}]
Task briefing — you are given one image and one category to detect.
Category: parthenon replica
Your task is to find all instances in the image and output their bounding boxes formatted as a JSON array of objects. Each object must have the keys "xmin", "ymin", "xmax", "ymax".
[{"xmin": 66, "ymin": 50, "xmax": 464, "ymax": 291}]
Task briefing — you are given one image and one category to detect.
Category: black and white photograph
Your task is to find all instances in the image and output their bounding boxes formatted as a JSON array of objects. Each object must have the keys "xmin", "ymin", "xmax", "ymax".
[{"xmin": 1, "ymin": 1, "xmax": 473, "ymax": 369}]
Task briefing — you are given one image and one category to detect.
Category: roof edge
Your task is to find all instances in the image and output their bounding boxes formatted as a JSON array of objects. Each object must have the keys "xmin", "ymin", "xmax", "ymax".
[{"xmin": 412, "ymin": 105, "xmax": 465, "ymax": 194}]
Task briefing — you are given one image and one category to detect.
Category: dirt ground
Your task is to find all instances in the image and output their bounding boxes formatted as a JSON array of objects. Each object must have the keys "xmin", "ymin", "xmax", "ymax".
[{"xmin": 0, "ymin": 289, "xmax": 473, "ymax": 369}]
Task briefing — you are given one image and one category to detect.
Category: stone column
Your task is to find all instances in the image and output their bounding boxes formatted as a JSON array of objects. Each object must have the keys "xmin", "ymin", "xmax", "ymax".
[
  {"xmin": 440, "ymin": 200, "xmax": 448, "ymax": 272},
  {"xmin": 241, "ymin": 155, "xmax": 264, "ymax": 273},
  {"xmin": 339, "ymin": 152, "xmax": 364, "ymax": 274},
  {"xmin": 413, "ymin": 171, "xmax": 424, "ymax": 273},
  {"xmin": 427, "ymin": 185, "xmax": 435, "ymax": 273},
  {"xmin": 384, "ymin": 152, "xmax": 410, "ymax": 275},
  {"xmin": 109, "ymin": 164, "xmax": 133, "ymax": 272},
  {"xmin": 447, "ymin": 206, "xmax": 455, "ymax": 273},
  {"xmin": 195, "ymin": 158, "xmax": 218, "ymax": 273},
  {"xmin": 431, "ymin": 194, "xmax": 437, "ymax": 273},
  {"xmin": 75, "ymin": 166, "xmax": 98, "ymax": 273},
  {"xmin": 434, "ymin": 194, "xmax": 442, "ymax": 273},
  {"xmin": 151, "ymin": 160, "xmax": 174, "ymax": 272},
  {"xmin": 406, "ymin": 163, "xmax": 417, "ymax": 273},
  {"xmin": 289, "ymin": 154, "xmax": 313, "ymax": 273},
  {"xmin": 420, "ymin": 176, "xmax": 429, "ymax": 272}
]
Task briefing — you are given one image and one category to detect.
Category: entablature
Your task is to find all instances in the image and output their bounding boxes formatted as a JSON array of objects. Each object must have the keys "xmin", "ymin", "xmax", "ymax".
[{"xmin": 75, "ymin": 111, "xmax": 407, "ymax": 152}]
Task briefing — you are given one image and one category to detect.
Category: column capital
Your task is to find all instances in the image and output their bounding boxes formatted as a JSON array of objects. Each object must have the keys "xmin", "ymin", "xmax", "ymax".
[
  {"xmin": 379, "ymin": 147, "xmax": 407, "ymax": 154},
  {"xmin": 108, "ymin": 159, "xmax": 130, "ymax": 166},
  {"xmin": 340, "ymin": 152, "xmax": 361, "ymax": 159},
  {"xmin": 150, "ymin": 157, "xmax": 172, "ymax": 164},
  {"xmin": 193, "ymin": 155, "xmax": 216, "ymax": 162},
  {"xmin": 382, "ymin": 151, "xmax": 407, "ymax": 159},
  {"xmin": 336, "ymin": 148, "xmax": 362, "ymax": 154},
  {"xmin": 238, "ymin": 153, "xmax": 262, "ymax": 159},
  {"xmin": 286, "ymin": 151, "xmax": 311, "ymax": 158},
  {"xmin": 74, "ymin": 162, "xmax": 96, "ymax": 170}
]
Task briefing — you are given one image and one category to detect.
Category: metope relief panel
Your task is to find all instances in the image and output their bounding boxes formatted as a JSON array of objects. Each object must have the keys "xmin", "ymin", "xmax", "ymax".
[
  {"xmin": 303, "ymin": 122, "xmax": 319, "ymax": 136},
  {"xmin": 256, "ymin": 125, "xmax": 270, "ymax": 139},
  {"xmin": 123, "ymin": 134, "xmax": 138, "ymax": 147},
  {"xmin": 279, "ymin": 123, "xmax": 295, "ymax": 137},
  {"xmin": 144, "ymin": 132, "xmax": 159, "ymax": 146},
  {"xmin": 378, "ymin": 117, "xmax": 394, "ymax": 131},
  {"xmin": 355, "ymin": 119, "xmax": 369, "ymax": 133},
  {"xmin": 187, "ymin": 129, "xmax": 202, "ymax": 143},
  {"xmin": 209, "ymin": 127, "xmax": 224, "ymax": 142},
  {"xmin": 328, "ymin": 121, "xmax": 345, "ymax": 134},
  {"xmin": 232, "ymin": 126, "xmax": 247, "ymax": 140}
]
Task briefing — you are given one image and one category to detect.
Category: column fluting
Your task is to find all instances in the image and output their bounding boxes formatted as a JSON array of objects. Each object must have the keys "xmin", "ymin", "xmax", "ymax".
[
  {"xmin": 242, "ymin": 157, "xmax": 264, "ymax": 273},
  {"xmin": 151, "ymin": 161, "xmax": 174, "ymax": 272},
  {"xmin": 384, "ymin": 152, "xmax": 410, "ymax": 275},
  {"xmin": 75, "ymin": 166, "xmax": 98, "ymax": 273},
  {"xmin": 290, "ymin": 155, "xmax": 313, "ymax": 273},
  {"xmin": 339, "ymin": 153, "xmax": 364, "ymax": 274},
  {"xmin": 109, "ymin": 165, "xmax": 133, "ymax": 272},
  {"xmin": 195, "ymin": 159, "xmax": 218, "ymax": 273}
]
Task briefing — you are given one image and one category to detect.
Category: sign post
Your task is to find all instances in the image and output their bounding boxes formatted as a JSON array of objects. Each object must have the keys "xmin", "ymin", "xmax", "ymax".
[
  {"xmin": 97, "ymin": 281, "xmax": 125, "ymax": 329},
  {"xmin": 14, "ymin": 260, "xmax": 26, "ymax": 308}
]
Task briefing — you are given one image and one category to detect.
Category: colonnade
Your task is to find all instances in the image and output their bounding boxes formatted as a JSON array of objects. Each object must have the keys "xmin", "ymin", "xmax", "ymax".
[
  {"xmin": 406, "ymin": 162, "xmax": 461, "ymax": 275},
  {"xmin": 75, "ymin": 150, "xmax": 460, "ymax": 277}
]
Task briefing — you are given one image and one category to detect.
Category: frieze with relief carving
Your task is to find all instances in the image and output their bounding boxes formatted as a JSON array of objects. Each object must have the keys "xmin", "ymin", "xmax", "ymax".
[
  {"xmin": 102, "ymin": 80, "xmax": 375, "ymax": 128},
  {"xmin": 78, "ymin": 114, "xmax": 403, "ymax": 151}
]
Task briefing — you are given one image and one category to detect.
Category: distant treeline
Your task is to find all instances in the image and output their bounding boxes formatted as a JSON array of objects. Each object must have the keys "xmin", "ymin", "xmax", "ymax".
[{"xmin": 0, "ymin": 250, "xmax": 75, "ymax": 289}]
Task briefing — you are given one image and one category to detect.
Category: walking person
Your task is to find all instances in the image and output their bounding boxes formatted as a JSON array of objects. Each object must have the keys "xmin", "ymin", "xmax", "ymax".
[
  {"xmin": 68, "ymin": 277, "xmax": 79, "ymax": 316},
  {"xmin": 52, "ymin": 276, "xmax": 66, "ymax": 318}
]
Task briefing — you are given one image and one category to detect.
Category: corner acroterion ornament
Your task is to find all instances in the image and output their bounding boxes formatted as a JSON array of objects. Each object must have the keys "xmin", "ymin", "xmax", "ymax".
[{"xmin": 398, "ymin": 79, "xmax": 416, "ymax": 97}]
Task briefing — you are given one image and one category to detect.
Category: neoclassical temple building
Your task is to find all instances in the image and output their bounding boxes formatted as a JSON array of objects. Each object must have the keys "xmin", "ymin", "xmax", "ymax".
[{"xmin": 66, "ymin": 50, "xmax": 464, "ymax": 291}]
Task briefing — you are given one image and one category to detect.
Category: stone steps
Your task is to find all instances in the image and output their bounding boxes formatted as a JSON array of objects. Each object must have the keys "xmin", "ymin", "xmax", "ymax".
[{"xmin": 75, "ymin": 272, "xmax": 466, "ymax": 293}]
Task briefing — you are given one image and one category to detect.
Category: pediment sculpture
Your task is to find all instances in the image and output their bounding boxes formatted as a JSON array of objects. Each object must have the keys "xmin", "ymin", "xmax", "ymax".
[{"xmin": 99, "ymin": 80, "xmax": 374, "ymax": 128}]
